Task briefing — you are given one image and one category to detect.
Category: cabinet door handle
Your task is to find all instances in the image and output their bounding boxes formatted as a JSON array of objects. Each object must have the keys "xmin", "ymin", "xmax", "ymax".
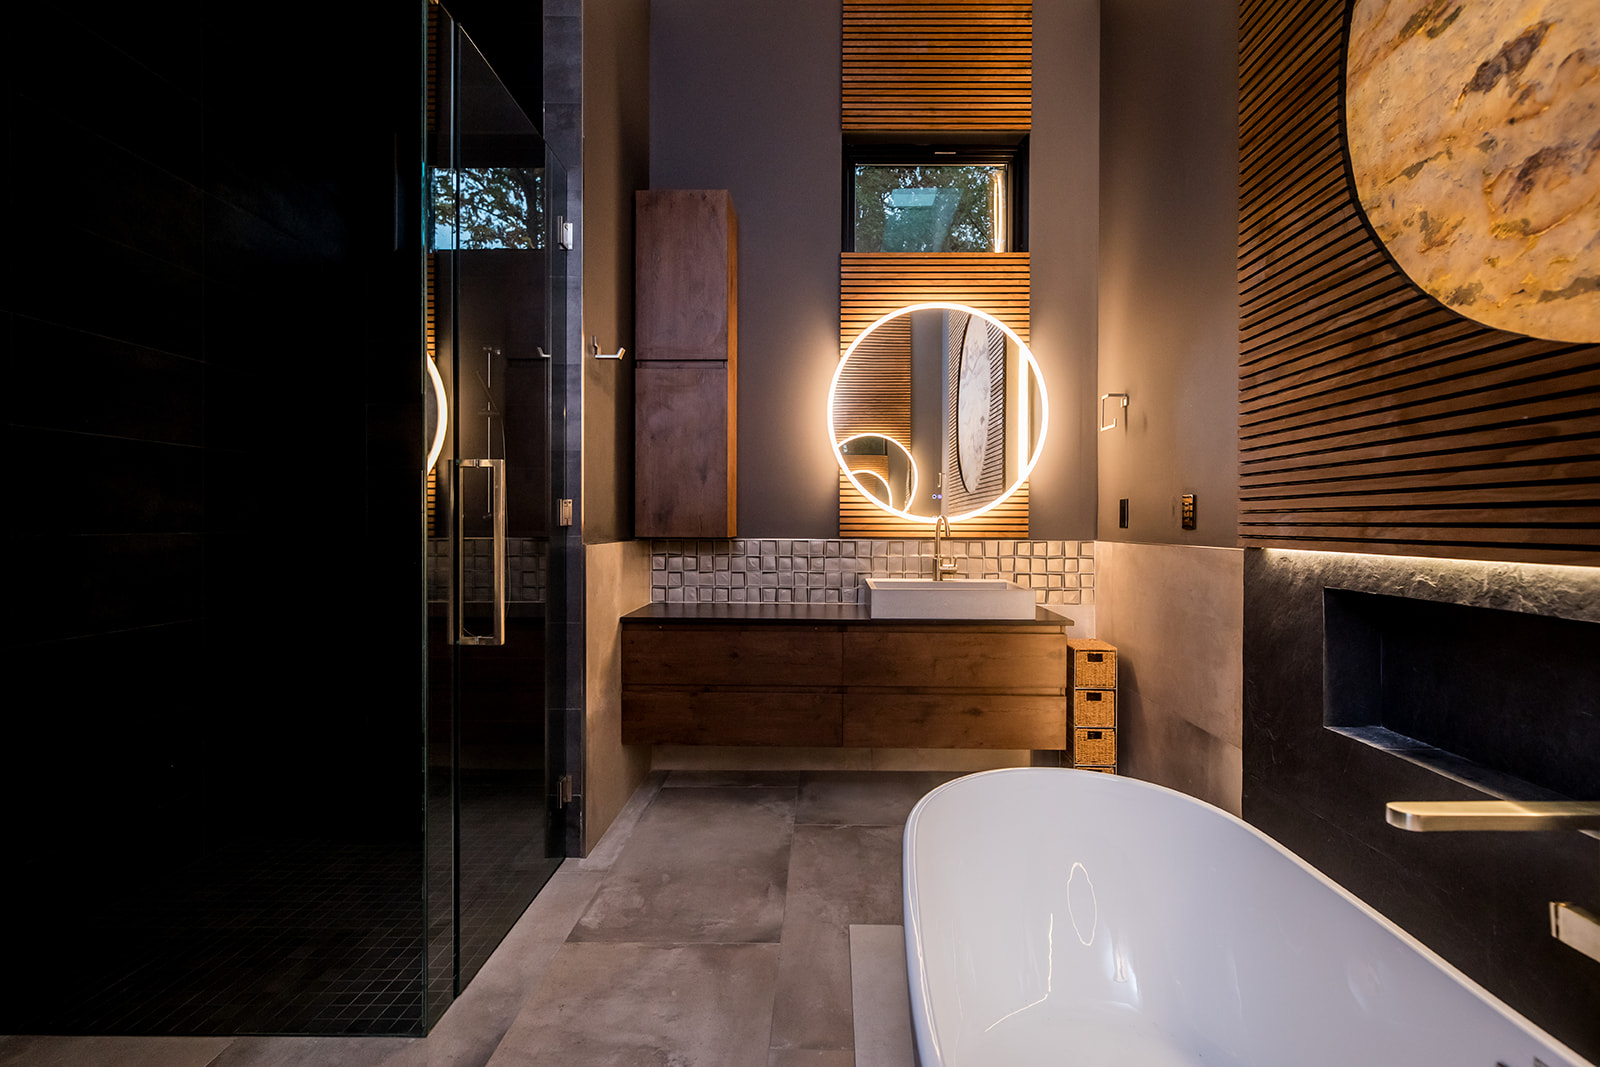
[{"xmin": 456, "ymin": 458, "xmax": 506, "ymax": 647}]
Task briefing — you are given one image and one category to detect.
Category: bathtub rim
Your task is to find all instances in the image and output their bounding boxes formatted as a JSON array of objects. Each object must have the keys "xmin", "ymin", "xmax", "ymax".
[{"xmin": 901, "ymin": 765, "xmax": 1593, "ymax": 1067}]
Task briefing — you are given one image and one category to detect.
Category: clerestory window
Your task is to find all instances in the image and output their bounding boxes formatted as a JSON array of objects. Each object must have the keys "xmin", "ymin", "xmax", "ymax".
[{"xmin": 845, "ymin": 142, "xmax": 1027, "ymax": 253}]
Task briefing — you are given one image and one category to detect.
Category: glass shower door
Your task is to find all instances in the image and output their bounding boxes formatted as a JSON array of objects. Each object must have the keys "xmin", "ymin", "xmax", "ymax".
[{"xmin": 425, "ymin": 8, "xmax": 566, "ymax": 1025}]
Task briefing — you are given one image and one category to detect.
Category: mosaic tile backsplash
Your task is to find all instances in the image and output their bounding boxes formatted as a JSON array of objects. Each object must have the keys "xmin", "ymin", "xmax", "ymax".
[{"xmin": 649, "ymin": 539, "xmax": 1096, "ymax": 606}]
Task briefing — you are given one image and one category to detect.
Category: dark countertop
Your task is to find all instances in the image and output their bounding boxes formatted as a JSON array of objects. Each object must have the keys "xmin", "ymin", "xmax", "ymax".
[{"xmin": 622, "ymin": 602, "xmax": 1072, "ymax": 626}]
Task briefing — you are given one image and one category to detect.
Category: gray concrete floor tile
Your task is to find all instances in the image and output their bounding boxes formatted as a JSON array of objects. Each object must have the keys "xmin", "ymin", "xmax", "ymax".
[
  {"xmin": 208, "ymin": 1036, "xmax": 417, "ymax": 1067},
  {"xmin": 570, "ymin": 786, "xmax": 794, "ymax": 943},
  {"xmin": 485, "ymin": 942, "xmax": 781, "ymax": 1067},
  {"xmin": 785, "ymin": 824, "xmax": 903, "ymax": 927},
  {"xmin": 769, "ymin": 1050, "xmax": 856, "ymax": 1066},
  {"xmin": 769, "ymin": 825, "xmax": 903, "ymax": 1052},
  {"xmin": 0, "ymin": 1036, "xmax": 234, "ymax": 1067},
  {"xmin": 664, "ymin": 769, "xmax": 802, "ymax": 788},
  {"xmin": 796, "ymin": 772, "xmax": 960, "ymax": 827},
  {"xmin": 849, "ymin": 925, "xmax": 916, "ymax": 1067},
  {"xmin": 578, "ymin": 773, "xmax": 666, "ymax": 872},
  {"xmin": 770, "ymin": 919, "xmax": 855, "ymax": 1051}
]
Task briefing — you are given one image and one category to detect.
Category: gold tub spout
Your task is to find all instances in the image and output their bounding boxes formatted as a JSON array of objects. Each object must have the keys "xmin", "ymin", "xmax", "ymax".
[
  {"xmin": 1386, "ymin": 800, "xmax": 1600, "ymax": 965},
  {"xmin": 1385, "ymin": 800, "xmax": 1600, "ymax": 832}
]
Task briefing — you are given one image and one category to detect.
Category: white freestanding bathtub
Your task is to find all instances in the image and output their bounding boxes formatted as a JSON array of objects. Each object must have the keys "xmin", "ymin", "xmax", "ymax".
[{"xmin": 903, "ymin": 768, "xmax": 1594, "ymax": 1067}]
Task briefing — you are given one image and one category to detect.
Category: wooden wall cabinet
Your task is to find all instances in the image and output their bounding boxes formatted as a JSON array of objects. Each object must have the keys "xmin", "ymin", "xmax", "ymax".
[
  {"xmin": 635, "ymin": 190, "xmax": 737, "ymax": 537},
  {"xmin": 621, "ymin": 609, "xmax": 1070, "ymax": 750}
]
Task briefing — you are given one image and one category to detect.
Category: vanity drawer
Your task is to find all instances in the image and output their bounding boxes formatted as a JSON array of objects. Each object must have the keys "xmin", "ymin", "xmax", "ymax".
[
  {"xmin": 624, "ymin": 626, "xmax": 841, "ymax": 687},
  {"xmin": 841, "ymin": 629, "xmax": 1066, "ymax": 690},
  {"xmin": 843, "ymin": 693, "xmax": 1067, "ymax": 749},
  {"xmin": 622, "ymin": 687, "xmax": 841, "ymax": 747}
]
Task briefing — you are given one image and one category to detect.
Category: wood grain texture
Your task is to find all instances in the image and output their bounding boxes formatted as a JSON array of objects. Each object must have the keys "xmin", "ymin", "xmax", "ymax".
[
  {"xmin": 635, "ymin": 190, "xmax": 737, "ymax": 361},
  {"xmin": 621, "ymin": 688, "xmax": 842, "ymax": 747},
  {"xmin": 841, "ymin": 628, "xmax": 1065, "ymax": 689},
  {"xmin": 623, "ymin": 625, "xmax": 841, "ymax": 688},
  {"xmin": 634, "ymin": 362, "xmax": 736, "ymax": 538},
  {"xmin": 842, "ymin": 0, "xmax": 1032, "ymax": 132},
  {"xmin": 839, "ymin": 473, "xmax": 1029, "ymax": 538},
  {"xmin": 1238, "ymin": 0, "xmax": 1600, "ymax": 564},
  {"xmin": 842, "ymin": 692, "xmax": 1066, "ymax": 748},
  {"xmin": 841, "ymin": 253, "xmax": 1030, "ymax": 345},
  {"xmin": 620, "ymin": 616, "xmax": 1069, "ymax": 749}
]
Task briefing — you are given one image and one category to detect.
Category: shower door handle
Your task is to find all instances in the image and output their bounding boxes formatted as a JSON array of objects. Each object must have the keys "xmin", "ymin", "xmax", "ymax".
[{"xmin": 456, "ymin": 458, "xmax": 506, "ymax": 647}]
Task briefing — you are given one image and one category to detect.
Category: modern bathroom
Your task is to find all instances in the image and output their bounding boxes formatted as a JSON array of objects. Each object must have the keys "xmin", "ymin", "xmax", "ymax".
[{"xmin": 2, "ymin": 0, "xmax": 1596, "ymax": 1064}]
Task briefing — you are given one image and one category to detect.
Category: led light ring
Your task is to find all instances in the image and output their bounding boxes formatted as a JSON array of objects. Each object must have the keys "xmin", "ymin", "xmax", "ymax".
[
  {"xmin": 836, "ymin": 432, "xmax": 920, "ymax": 512},
  {"xmin": 425, "ymin": 355, "xmax": 449, "ymax": 473},
  {"xmin": 828, "ymin": 302, "xmax": 1049, "ymax": 525}
]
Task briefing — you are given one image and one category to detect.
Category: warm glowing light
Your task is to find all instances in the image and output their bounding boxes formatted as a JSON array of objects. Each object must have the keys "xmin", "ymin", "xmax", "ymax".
[
  {"xmin": 426, "ymin": 355, "xmax": 448, "ymax": 473},
  {"xmin": 836, "ymin": 432, "xmax": 920, "ymax": 512},
  {"xmin": 829, "ymin": 303, "xmax": 1049, "ymax": 525}
]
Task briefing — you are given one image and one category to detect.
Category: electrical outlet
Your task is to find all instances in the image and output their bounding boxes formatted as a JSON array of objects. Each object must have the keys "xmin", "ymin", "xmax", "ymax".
[{"xmin": 1181, "ymin": 493, "xmax": 1196, "ymax": 530}]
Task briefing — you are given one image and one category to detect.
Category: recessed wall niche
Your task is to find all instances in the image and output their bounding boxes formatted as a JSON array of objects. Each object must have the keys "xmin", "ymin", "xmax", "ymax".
[{"xmin": 1323, "ymin": 589, "xmax": 1600, "ymax": 801}]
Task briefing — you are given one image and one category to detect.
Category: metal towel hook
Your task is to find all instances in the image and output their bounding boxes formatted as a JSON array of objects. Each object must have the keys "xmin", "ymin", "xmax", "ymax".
[{"xmin": 1099, "ymin": 393, "xmax": 1129, "ymax": 431}]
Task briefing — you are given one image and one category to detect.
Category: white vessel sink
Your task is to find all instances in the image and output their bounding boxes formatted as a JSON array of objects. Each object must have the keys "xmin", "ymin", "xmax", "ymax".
[{"xmin": 863, "ymin": 578, "xmax": 1037, "ymax": 620}]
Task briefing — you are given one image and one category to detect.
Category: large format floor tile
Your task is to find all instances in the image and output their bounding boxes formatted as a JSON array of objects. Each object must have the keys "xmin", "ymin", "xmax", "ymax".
[
  {"xmin": 570, "ymin": 786, "xmax": 795, "ymax": 943},
  {"xmin": 770, "ymin": 823, "xmax": 903, "ymax": 1051},
  {"xmin": 485, "ymin": 943, "xmax": 782, "ymax": 1067},
  {"xmin": 796, "ymin": 771, "xmax": 959, "ymax": 827},
  {"xmin": 0, "ymin": 1036, "xmax": 232, "ymax": 1067},
  {"xmin": 849, "ymin": 925, "xmax": 916, "ymax": 1067}
]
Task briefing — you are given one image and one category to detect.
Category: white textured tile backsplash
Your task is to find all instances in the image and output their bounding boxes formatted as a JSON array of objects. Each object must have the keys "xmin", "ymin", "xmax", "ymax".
[{"xmin": 649, "ymin": 539, "xmax": 1096, "ymax": 606}]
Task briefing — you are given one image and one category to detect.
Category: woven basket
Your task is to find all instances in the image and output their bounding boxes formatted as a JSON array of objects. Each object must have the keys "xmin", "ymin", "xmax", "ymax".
[
  {"xmin": 1074, "ymin": 727, "xmax": 1116, "ymax": 766},
  {"xmin": 1068, "ymin": 639, "xmax": 1117, "ymax": 689},
  {"xmin": 1073, "ymin": 688, "xmax": 1116, "ymax": 728}
]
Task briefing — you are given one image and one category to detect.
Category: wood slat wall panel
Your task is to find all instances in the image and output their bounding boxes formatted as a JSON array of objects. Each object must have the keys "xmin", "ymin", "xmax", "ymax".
[
  {"xmin": 1238, "ymin": 0, "xmax": 1600, "ymax": 564},
  {"xmin": 842, "ymin": 0, "xmax": 1031, "ymax": 131},
  {"xmin": 840, "ymin": 253, "xmax": 1031, "ymax": 344},
  {"xmin": 834, "ymin": 317, "xmax": 911, "ymax": 443},
  {"xmin": 840, "ymin": 474, "xmax": 1029, "ymax": 538},
  {"xmin": 838, "ymin": 253, "xmax": 1031, "ymax": 537}
]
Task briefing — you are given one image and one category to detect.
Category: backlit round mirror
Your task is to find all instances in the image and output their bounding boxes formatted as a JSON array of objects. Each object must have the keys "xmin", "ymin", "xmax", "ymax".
[{"xmin": 829, "ymin": 303, "xmax": 1048, "ymax": 524}]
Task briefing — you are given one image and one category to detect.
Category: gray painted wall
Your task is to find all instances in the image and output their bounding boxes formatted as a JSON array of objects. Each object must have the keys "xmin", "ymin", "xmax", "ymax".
[
  {"xmin": 649, "ymin": 0, "xmax": 842, "ymax": 537},
  {"xmin": 1097, "ymin": 0, "xmax": 1240, "ymax": 548},
  {"xmin": 1030, "ymin": 0, "xmax": 1101, "ymax": 540},
  {"xmin": 582, "ymin": 0, "xmax": 650, "ymax": 543},
  {"xmin": 649, "ymin": 0, "xmax": 1099, "ymax": 538}
]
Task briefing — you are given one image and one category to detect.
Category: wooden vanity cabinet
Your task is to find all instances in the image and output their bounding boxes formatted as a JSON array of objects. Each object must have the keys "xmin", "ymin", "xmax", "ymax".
[{"xmin": 621, "ymin": 607, "xmax": 1069, "ymax": 750}]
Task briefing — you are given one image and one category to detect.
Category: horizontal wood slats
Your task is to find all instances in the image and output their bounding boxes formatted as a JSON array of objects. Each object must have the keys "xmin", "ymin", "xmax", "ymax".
[
  {"xmin": 838, "ymin": 253, "xmax": 1031, "ymax": 538},
  {"xmin": 841, "ymin": 473, "xmax": 1029, "ymax": 538},
  {"xmin": 1237, "ymin": 0, "xmax": 1600, "ymax": 565},
  {"xmin": 834, "ymin": 315, "xmax": 911, "ymax": 443},
  {"xmin": 843, "ymin": 0, "xmax": 1031, "ymax": 132},
  {"xmin": 841, "ymin": 253, "xmax": 1030, "ymax": 346}
]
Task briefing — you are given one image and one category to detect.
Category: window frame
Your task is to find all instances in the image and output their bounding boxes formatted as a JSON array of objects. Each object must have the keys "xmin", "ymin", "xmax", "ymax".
[{"xmin": 842, "ymin": 140, "xmax": 1029, "ymax": 253}]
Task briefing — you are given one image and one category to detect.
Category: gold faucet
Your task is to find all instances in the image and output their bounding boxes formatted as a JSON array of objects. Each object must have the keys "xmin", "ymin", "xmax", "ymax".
[
  {"xmin": 932, "ymin": 515, "xmax": 959, "ymax": 581},
  {"xmin": 1387, "ymin": 800, "xmax": 1600, "ymax": 964}
]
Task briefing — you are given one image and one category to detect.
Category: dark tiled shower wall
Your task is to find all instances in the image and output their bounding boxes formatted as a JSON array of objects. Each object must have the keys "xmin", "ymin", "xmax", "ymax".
[
  {"xmin": 4, "ymin": 0, "xmax": 429, "ymax": 1035},
  {"xmin": 430, "ymin": 537, "xmax": 550, "ymax": 603},
  {"xmin": 1242, "ymin": 548, "xmax": 1600, "ymax": 1063}
]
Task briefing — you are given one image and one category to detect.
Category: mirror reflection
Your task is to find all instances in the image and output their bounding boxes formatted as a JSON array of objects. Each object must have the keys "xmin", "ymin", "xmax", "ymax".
[{"xmin": 830, "ymin": 303, "xmax": 1047, "ymax": 524}]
